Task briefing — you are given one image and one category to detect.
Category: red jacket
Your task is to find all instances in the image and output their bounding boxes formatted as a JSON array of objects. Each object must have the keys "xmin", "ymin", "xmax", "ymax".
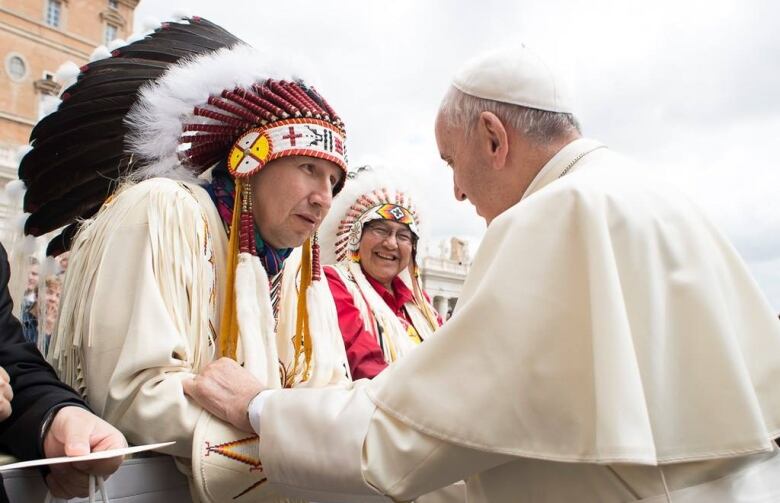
[{"xmin": 325, "ymin": 267, "xmax": 429, "ymax": 380}]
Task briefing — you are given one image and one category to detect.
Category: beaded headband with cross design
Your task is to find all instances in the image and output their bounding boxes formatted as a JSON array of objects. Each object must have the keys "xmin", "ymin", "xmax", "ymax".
[
  {"xmin": 335, "ymin": 187, "xmax": 420, "ymax": 263},
  {"xmin": 176, "ymin": 79, "xmax": 347, "ymax": 182}
]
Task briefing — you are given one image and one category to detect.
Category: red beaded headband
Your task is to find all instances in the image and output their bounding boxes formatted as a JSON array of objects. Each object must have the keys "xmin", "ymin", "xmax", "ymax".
[{"xmin": 179, "ymin": 79, "xmax": 347, "ymax": 179}]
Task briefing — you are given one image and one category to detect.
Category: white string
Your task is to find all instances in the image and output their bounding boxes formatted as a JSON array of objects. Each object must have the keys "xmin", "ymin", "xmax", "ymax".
[
  {"xmin": 88, "ymin": 475, "xmax": 96, "ymax": 503},
  {"xmin": 43, "ymin": 475, "xmax": 110, "ymax": 503},
  {"xmin": 659, "ymin": 466, "xmax": 673, "ymax": 503},
  {"xmin": 97, "ymin": 475, "xmax": 110, "ymax": 502}
]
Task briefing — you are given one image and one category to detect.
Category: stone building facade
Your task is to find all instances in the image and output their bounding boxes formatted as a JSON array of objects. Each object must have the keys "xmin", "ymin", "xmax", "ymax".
[
  {"xmin": 421, "ymin": 237, "xmax": 472, "ymax": 320},
  {"xmin": 0, "ymin": 0, "xmax": 138, "ymax": 237}
]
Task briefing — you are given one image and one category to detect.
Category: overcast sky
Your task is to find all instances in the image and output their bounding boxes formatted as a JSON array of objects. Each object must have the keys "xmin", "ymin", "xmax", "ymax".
[{"xmin": 134, "ymin": 0, "xmax": 780, "ymax": 310}]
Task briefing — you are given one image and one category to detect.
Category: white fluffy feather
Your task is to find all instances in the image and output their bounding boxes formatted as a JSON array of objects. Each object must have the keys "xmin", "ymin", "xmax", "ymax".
[
  {"xmin": 125, "ymin": 43, "xmax": 310, "ymax": 181},
  {"xmin": 55, "ymin": 61, "xmax": 80, "ymax": 87},
  {"xmin": 140, "ymin": 17, "xmax": 162, "ymax": 32},
  {"xmin": 14, "ymin": 144, "xmax": 33, "ymax": 165},
  {"xmin": 4, "ymin": 180, "xmax": 26, "ymax": 202},
  {"xmin": 89, "ymin": 45, "xmax": 111, "ymax": 62},
  {"xmin": 171, "ymin": 9, "xmax": 193, "ymax": 20},
  {"xmin": 107, "ymin": 38, "xmax": 126, "ymax": 51},
  {"xmin": 125, "ymin": 31, "xmax": 146, "ymax": 44}
]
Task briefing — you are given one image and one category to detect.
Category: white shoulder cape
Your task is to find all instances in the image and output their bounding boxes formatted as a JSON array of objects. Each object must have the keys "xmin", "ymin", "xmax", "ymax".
[{"xmin": 366, "ymin": 139, "xmax": 780, "ymax": 464}]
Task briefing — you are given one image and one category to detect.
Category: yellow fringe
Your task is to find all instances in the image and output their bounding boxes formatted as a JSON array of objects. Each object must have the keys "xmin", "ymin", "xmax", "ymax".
[
  {"xmin": 411, "ymin": 263, "xmax": 441, "ymax": 331},
  {"xmin": 218, "ymin": 179, "xmax": 243, "ymax": 360},
  {"xmin": 291, "ymin": 238, "xmax": 314, "ymax": 383}
]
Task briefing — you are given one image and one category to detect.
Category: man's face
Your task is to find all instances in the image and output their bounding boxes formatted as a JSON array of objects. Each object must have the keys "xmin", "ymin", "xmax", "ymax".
[
  {"xmin": 250, "ymin": 156, "xmax": 344, "ymax": 249},
  {"xmin": 434, "ymin": 113, "xmax": 494, "ymax": 222},
  {"xmin": 358, "ymin": 220, "xmax": 414, "ymax": 289}
]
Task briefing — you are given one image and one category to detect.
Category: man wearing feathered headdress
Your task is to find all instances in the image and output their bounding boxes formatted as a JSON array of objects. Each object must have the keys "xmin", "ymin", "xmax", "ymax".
[{"xmin": 17, "ymin": 17, "xmax": 351, "ymax": 502}]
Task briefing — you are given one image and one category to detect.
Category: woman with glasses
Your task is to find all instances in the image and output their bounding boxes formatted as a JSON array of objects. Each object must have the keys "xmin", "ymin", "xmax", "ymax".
[{"xmin": 318, "ymin": 167, "xmax": 441, "ymax": 380}]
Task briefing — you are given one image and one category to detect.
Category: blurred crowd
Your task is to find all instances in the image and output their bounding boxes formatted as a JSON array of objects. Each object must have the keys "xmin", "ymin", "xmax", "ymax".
[{"xmin": 20, "ymin": 252, "xmax": 68, "ymax": 353}]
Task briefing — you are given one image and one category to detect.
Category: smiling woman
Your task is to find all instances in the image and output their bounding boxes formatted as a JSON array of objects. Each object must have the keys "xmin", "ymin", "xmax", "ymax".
[{"xmin": 318, "ymin": 166, "xmax": 441, "ymax": 380}]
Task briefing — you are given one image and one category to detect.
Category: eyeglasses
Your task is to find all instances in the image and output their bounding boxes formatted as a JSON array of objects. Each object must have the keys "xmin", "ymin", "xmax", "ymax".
[{"xmin": 364, "ymin": 222, "xmax": 415, "ymax": 245}]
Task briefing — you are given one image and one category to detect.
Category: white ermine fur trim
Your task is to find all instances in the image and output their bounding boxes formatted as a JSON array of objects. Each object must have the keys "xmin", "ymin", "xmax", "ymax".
[
  {"xmin": 55, "ymin": 62, "xmax": 80, "ymax": 87},
  {"xmin": 346, "ymin": 261, "xmax": 418, "ymax": 361},
  {"xmin": 235, "ymin": 253, "xmax": 281, "ymax": 389},
  {"xmin": 125, "ymin": 44, "xmax": 309, "ymax": 181},
  {"xmin": 89, "ymin": 45, "xmax": 111, "ymax": 62},
  {"xmin": 297, "ymin": 281, "xmax": 346, "ymax": 386},
  {"xmin": 318, "ymin": 165, "xmax": 426, "ymax": 266},
  {"xmin": 4, "ymin": 180, "xmax": 26, "ymax": 202}
]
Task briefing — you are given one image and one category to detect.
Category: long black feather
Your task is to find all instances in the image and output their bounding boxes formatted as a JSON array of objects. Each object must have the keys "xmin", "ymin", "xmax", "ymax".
[
  {"xmin": 46, "ymin": 223, "xmax": 81, "ymax": 257},
  {"xmin": 22, "ymin": 136, "xmax": 126, "ymax": 183},
  {"xmin": 23, "ymin": 152, "xmax": 128, "ymax": 212},
  {"xmin": 22, "ymin": 17, "xmax": 240, "ymax": 252},
  {"xmin": 28, "ymin": 95, "xmax": 136, "ymax": 145}
]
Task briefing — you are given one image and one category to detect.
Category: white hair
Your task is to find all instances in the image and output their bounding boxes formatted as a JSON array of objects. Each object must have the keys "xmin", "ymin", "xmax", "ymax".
[{"xmin": 438, "ymin": 86, "xmax": 581, "ymax": 143}]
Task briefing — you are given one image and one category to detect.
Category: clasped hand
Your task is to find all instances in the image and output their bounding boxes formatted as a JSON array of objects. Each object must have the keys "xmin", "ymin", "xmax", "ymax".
[{"xmin": 183, "ymin": 357, "xmax": 265, "ymax": 433}]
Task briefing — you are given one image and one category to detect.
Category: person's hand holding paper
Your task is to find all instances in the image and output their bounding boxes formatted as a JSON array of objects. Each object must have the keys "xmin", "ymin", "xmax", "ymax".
[{"xmin": 41, "ymin": 406, "xmax": 127, "ymax": 499}]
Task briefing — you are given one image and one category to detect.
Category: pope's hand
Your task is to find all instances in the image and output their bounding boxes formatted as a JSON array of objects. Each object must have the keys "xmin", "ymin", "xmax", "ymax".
[
  {"xmin": 0, "ymin": 366, "xmax": 12, "ymax": 421},
  {"xmin": 43, "ymin": 406, "xmax": 127, "ymax": 499},
  {"xmin": 183, "ymin": 357, "xmax": 263, "ymax": 433}
]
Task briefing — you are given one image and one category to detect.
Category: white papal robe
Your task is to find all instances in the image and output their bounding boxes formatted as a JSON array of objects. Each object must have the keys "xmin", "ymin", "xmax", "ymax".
[{"xmin": 254, "ymin": 139, "xmax": 780, "ymax": 502}]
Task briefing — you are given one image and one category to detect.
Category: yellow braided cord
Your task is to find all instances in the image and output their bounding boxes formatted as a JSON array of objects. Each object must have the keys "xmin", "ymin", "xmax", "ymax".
[
  {"xmin": 412, "ymin": 264, "xmax": 440, "ymax": 331},
  {"xmin": 291, "ymin": 238, "xmax": 314, "ymax": 383},
  {"xmin": 218, "ymin": 179, "xmax": 243, "ymax": 359}
]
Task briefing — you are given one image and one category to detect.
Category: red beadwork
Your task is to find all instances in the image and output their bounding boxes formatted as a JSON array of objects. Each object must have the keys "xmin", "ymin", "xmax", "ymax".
[
  {"xmin": 284, "ymin": 82, "xmax": 324, "ymax": 118},
  {"xmin": 207, "ymin": 96, "xmax": 260, "ymax": 123},
  {"xmin": 184, "ymin": 79, "xmax": 345, "ymax": 174},
  {"xmin": 193, "ymin": 107, "xmax": 252, "ymax": 129},
  {"xmin": 222, "ymin": 90, "xmax": 274, "ymax": 122},
  {"xmin": 243, "ymin": 86, "xmax": 286, "ymax": 120},
  {"xmin": 183, "ymin": 124, "xmax": 239, "ymax": 134},
  {"xmin": 311, "ymin": 242, "xmax": 321, "ymax": 281},
  {"xmin": 182, "ymin": 151, "xmax": 222, "ymax": 168},
  {"xmin": 309, "ymin": 86, "xmax": 340, "ymax": 126},
  {"xmin": 239, "ymin": 212, "xmax": 256, "ymax": 255},
  {"xmin": 181, "ymin": 133, "xmax": 234, "ymax": 144},
  {"xmin": 183, "ymin": 140, "xmax": 232, "ymax": 155},
  {"xmin": 268, "ymin": 81, "xmax": 306, "ymax": 114},
  {"xmin": 256, "ymin": 83, "xmax": 296, "ymax": 118}
]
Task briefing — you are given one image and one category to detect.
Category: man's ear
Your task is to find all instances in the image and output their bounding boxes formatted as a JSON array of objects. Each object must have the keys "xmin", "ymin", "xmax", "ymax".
[{"xmin": 478, "ymin": 111, "xmax": 509, "ymax": 170}]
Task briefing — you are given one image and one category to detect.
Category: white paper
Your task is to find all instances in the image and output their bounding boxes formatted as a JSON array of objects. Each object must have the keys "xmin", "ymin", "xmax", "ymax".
[{"xmin": 0, "ymin": 441, "xmax": 175, "ymax": 471}]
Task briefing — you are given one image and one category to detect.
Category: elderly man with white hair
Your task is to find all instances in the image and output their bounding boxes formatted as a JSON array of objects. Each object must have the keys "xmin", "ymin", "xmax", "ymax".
[{"xmin": 185, "ymin": 46, "xmax": 780, "ymax": 502}]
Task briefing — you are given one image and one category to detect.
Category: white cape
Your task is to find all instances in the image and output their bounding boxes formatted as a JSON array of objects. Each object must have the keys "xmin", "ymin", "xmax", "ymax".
[{"xmin": 367, "ymin": 139, "xmax": 780, "ymax": 464}]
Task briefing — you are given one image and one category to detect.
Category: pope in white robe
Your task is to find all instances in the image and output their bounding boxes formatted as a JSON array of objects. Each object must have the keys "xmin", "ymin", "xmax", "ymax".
[{"xmin": 185, "ymin": 46, "xmax": 780, "ymax": 502}]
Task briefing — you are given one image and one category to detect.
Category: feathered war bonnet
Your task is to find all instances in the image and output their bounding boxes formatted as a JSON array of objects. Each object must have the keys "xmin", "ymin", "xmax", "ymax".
[
  {"xmin": 319, "ymin": 166, "xmax": 439, "ymax": 331},
  {"xmin": 17, "ymin": 17, "xmax": 348, "ymax": 371}
]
